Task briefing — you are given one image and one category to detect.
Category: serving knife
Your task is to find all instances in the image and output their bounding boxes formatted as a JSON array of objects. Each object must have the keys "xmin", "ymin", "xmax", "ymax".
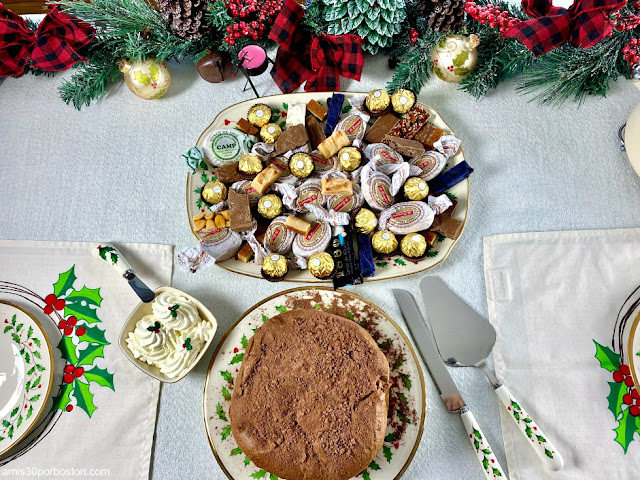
[
  {"xmin": 91, "ymin": 243, "xmax": 156, "ymax": 303},
  {"xmin": 393, "ymin": 289, "xmax": 508, "ymax": 480},
  {"xmin": 420, "ymin": 276, "xmax": 563, "ymax": 471}
]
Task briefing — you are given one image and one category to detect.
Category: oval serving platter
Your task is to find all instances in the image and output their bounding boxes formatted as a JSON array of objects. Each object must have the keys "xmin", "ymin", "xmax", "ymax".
[
  {"xmin": 203, "ymin": 287, "xmax": 426, "ymax": 480},
  {"xmin": 186, "ymin": 91, "xmax": 469, "ymax": 282}
]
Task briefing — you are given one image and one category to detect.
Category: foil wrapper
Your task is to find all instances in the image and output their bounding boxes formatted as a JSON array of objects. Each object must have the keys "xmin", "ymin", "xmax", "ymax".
[
  {"xmin": 238, "ymin": 154, "xmax": 263, "ymax": 175},
  {"xmin": 261, "ymin": 253, "xmax": 288, "ymax": 281},
  {"xmin": 257, "ymin": 194, "xmax": 283, "ymax": 219},
  {"xmin": 335, "ymin": 95, "xmax": 370, "ymax": 148},
  {"xmin": 366, "ymin": 89, "xmax": 390, "ymax": 114},
  {"xmin": 338, "ymin": 147, "xmax": 362, "ymax": 172},
  {"xmin": 308, "ymin": 252, "xmax": 335, "ymax": 279},
  {"xmin": 391, "ymin": 89, "xmax": 415, "ymax": 114},
  {"xmin": 401, "ymin": 233, "xmax": 427, "ymax": 258},
  {"xmin": 371, "ymin": 230, "xmax": 398, "ymax": 254},
  {"xmin": 354, "ymin": 208, "xmax": 378, "ymax": 234},
  {"xmin": 289, "ymin": 153, "xmax": 315, "ymax": 178},
  {"xmin": 378, "ymin": 201, "xmax": 435, "ymax": 235},
  {"xmin": 263, "ymin": 215, "xmax": 295, "ymax": 254},
  {"xmin": 251, "ymin": 142, "xmax": 275, "ymax": 159},
  {"xmin": 433, "ymin": 135, "xmax": 461, "ymax": 159},
  {"xmin": 294, "ymin": 179, "xmax": 325, "ymax": 213},
  {"xmin": 404, "ymin": 177, "xmax": 429, "ymax": 201},
  {"xmin": 260, "ymin": 123, "xmax": 282, "ymax": 144},
  {"xmin": 306, "ymin": 203, "xmax": 350, "ymax": 226},
  {"xmin": 247, "ymin": 103, "xmax": 272, "ymax": 127},
  {"xmin": 201, "ymin": 180, "xmax": 227, "ymax": 205},
  {"xmin": 409, "ymin": 151, "xmax": 448, "ymax": 181},
  {"xmin": 310, "ymin": 150, "xmax": 337, "ymax": 176},
  {"xmin": 360, "ymin": 163, "xmax": 395, "ymax": 212},
  {"xmin": 292, "ymin": 219, "xmax": 332, "ymax": 269},
  {"xmin": 231, "ymin": 180, "xmax": 263, "ymax": 207}
]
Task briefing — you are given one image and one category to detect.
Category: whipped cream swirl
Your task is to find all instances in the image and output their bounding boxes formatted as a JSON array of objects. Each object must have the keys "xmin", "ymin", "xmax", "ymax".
[{"xmin": 152, "ymin": 291, "xmax": 200, "ymax": 331}]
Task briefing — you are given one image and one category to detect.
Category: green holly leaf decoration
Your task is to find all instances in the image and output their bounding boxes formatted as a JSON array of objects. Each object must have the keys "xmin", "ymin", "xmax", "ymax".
[
  {"xmin": 594, "ymin": 340, "xmax": 621, "ymax": 372},
  {"xmin": 53, "ymin": 267, "xmax": 77, "ymax": 298},
  {"xmin": 536, "ymin": 434, "xmax": 546, "ymax": 443},
  {"xmin": 395, "ymin": 259, "xmax": 406, "ymax": 266},
  {"xmin": 614, "ymin": 408, "xmax": 640, "ymax": 453},
  {"xmin": 368, "ymin": 460, "xmax": 380, "ymax": 470},
  {"xmin": 7, "ymin": 426, "xmax": 13, "ymax": 439},
  {"xmin": 250, "ymin": 470, "xmax": 267, "ymax": 479},
  {"xmin": 149, "ymin": 63, "xmax": 159, "ymax": 82},
  {"xmin": 84, "ymin": 366, "xmax": 115, "ymax": 390},
  {"xmin": 97, "ymin": 246, "xmax": 118, "ymax": 265},
  {"xmin": 607, "ymin": 381, "xmax": 626, "ymax": 417},
  {"xmin": 513, "ymin": 410, "xmax": 520, "ymax": 421},
  {"xmin": 341, "ymin": 104, "xmax": 352, "ymax": 114},
  {"xmin": 511, "ymin": 400, "xmax": 521, "ymax": 411},
  {"xmin": 482, "ymin": 457, "xmax": 489, "ymax": 470},
  {"xmin": 262, "ymin": 314, "xmax": 269, "ymax": 323},
  {"xmin": 16, "ymin": 416, "xmax": 22, "ymax": 428},
  {"xmin": 383, "ymin": 445, "xmax": 393, "ymax": 463},
  {"xmin": 3, "ymin": 325, "xmax": 10, "ymax": 333},
  {"xmin": 15, "ymin": 323, "xmax": 23, "ymax": 332},
  {"xmin": 221, "ymin": 370, "xmax": 233, "ymax": 382},
  {"xmin": 452, "ymin": 50, "xmax": 469, "ymax": 67},
  {"xmin": 270, "ymin": 474, "xmax": 278, "ymax": 480},
  {"xmin": 393, "ymin": 355, "xmax": 404, "ymax": 370},
  {"xmin": 12, "ymin": 333, "xmax": 19, "ymax": 343},
  {"xmin": 184, "ymin": 337, "xmax": 193, "ymax": 351},
  {"xmin": 523, "ymin": 418, "xmax": 532, "ymax": 423},
  {"xmin": 221, "ymin": 425, "xmax": 231, "ymax": 441},
  {"xmin": 169, "ymin": 305, "xmax": 180, "ymax": 318},
  {"xmin": 77, "ymin": 344, "xmax": 105, "ymax": 367},
  {"xmin": 362, "ymin": 472, "xmax": 371, "ymax": 480},
  {"xmin": 244, "ymin": 456, "xmax": 251, "ymax": 466},
  {"xmin": 2, "ymin": 420, "xmax": 10, "ymax": 427},
  {"xmin": 545, "ymin": 449, "xmax": 554, "ymax": 459},
  {"xmin": 73, "ymin": 379, "xmax": 97, "ymax": 417},
  {"xmin": 453, "ymin": 66, "xmax": 472, "ymax": 77},
  {"xmin": 275, "ymin": 306, "xmax": 287, "ymax": 313},
  {"xmin": 473, "ymin": 428, "xmax": 482, "ymax": 440},
  {"xmin": 32, "ymin": 337, "xmax": 41, "ymax": 348},
  {"xmin": 134, "ymin": 70, "xmax": 151, "ymax": 86},
  {"xmin": 64, "ymin": 300, "xmax": 101, "ymax": 324},
  {"xmin": 66, "ymin": 286, "xmax": 103, "ymax": 307},
  {"xmin": 525, "ymin": 426, "xmax": 532, "ymax": 438},
  {"xmin": 384, "ymin": 431, "xmax": 395, "ymax": 442},
  {"xmin": 492, "ymin": 467, "xmax": 502, "ymax": 476},
  {"xmin": 230, "ymin": 447, "xmax": 243, "ymax": 456},
  {"xmin": 222, "ymin": 386, "xmax": 231, "ymax": 401},
  {"xmin": 400, "ymin": 373, "xmax": 412, "ymax": 390},
  {"xmin": 230, "ymin": 353, "xmax": 244, "ymax": 364},
  {"xmin": 58, "ymin": 335, "xmax": 78, "ymax": 364},
  {"xmin": 426, "ymin": 250, "xmax": 440, "ymax": 258},
  {"xmin": 474, "ymin": 439, "xmax": 480, "ymax": 450},
  {"xmin": 344, "ymin": 312, "xmax": 355, "ymax": 320},
  {"xmin": 398, "ymin": 392, "xmax": 408, "ymax": 405},
  {"xmin": 313, "ymin": 304, "xmax": 322, "ymax": 310},
  {"xmin": 241, "ymin": 334, "xmax": 248, "ymax": 349},
  {"xmin": 26, "ymin": 405, "xmax": 33, "ymax": 419},
  {"xmin": 216, "ymin": 403, "xmax": 227, "ymax": 421},
  {"xmin": 376, "ymin": 261, "xmax": 389, "ymax": 268}
]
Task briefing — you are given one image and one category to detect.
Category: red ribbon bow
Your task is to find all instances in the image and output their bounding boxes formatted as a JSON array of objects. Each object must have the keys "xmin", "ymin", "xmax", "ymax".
[
  {"xmin": 0, "ymin": 3, "xmax": 94, "ymax": 77},
  {"xmin": 505, "ymin": 0, "xmax": 626, "ymax": 57},
  {"xmin": 268, "ymin": 0, "xmax": 364, "ymax": 93}
]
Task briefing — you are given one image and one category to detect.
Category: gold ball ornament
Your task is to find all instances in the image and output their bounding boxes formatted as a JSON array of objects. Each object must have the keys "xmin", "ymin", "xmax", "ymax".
[
  {"xmin": 118, "ymin": 57, "xmax": 171, "ymax": 100},
  {"xmin": 431, "ymin": 34, "xmax": 480, "ymax": 83}
]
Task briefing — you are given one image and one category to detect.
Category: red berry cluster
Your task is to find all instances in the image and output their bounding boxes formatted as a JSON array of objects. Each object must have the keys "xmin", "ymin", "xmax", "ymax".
[
  {"xmin": 615, "ymin": 2, "xmax": 640, "ymax": 32},
  {"xmin": 222, "ymin": 0, "xmax": 284, "ymax": 46},
  {"xmin": 58, "ymin": 315, "xmax": 86, "ymax": 338},
  {"xmin": 43, "ymin": 294, "xmax": 65, "ymax": 315},
  {"xmin": 63, "ymin": 364, "xmax": 85, "ymax": 384},
  {"xmin": 409, "ymin": 28, "xmax": 419, "ymax": 44},
  {"xmin": 465, "ymin": 1, "xmax": 521, "ymax": 33},
  {"xmin": 623, "ymin": 38, "xmax": 640, "ymax": 66},
  {"xmin": 613, "ymin": 364, "xmax": 640, "ymax": 416}
]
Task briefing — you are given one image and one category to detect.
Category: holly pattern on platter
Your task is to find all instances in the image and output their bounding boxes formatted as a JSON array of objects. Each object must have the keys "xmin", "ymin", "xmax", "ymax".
[
  {"xmin": 0, "ymin": 314, "xmax": 46, "ymax": 445},
  {"xmin": 594, "ymin": 340, "xmax": 640, "ymax": 453},
  {"xmin": 470, "ymin": 428, "xmax": 502, "ymax": 477}
]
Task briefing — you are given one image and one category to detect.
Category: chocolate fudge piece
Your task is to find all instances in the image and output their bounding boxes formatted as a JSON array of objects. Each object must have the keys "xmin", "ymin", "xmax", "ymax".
[
  {"xmin": 228, "ymin": 189, "xmax": 253, "ymax": 232},
  {"xmin": 430, "ymin": 215, "xmax": 464, "ymax": 240},
  {"xmin": 306, "ymin": 116, "xmax": 326, "ymax": 150},
  {"xmin": 237, "ymin": 118, "xmax": 259, "ymax": 136},
  {"xmin": 385, "ymin": 105, "xmax": 431, "ymax": 140},
  {"xmin": 214, "ymin": 162, "xmax": 246, "ymax": 184},
  {"xmin": 384, "ymin": 135, "xmax": 425, "ymax": 158},
  {"xmin": 274, "ymin": 124, "xmax": 308, "ymax": 155},
  {"xmin": 365, "ymin": 113, "xmax": 399, "ymax": 144},
  {"xmin": 414, "ymin": 123, "xmax": 444, "ymax": 149}
]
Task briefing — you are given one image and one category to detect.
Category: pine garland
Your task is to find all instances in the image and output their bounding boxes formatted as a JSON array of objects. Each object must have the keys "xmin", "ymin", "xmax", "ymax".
[{"xmin": 386, "ymin": 31, "xmax": 444, "ymax": 93}]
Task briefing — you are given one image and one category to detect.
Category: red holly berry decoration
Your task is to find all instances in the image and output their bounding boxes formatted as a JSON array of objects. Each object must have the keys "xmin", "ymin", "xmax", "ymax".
[
  {"xmin": 222, "ymin": 0, "xmax": 285, "ymax": 46},
  {"xmin": 63, "ymin": 373, "xmax": 74, "ymax": 384},
  {"xmin": 625, "ymin": 376, "xmax": 635, "ymax": 387},
  {"xmin": 620, "ymin": 364, "xmax": 631, "ymax": 375},
  {"xmin": 624, "ymin": 393, "xmax": 634, "ymax": 405},
  {"xmin": 73, "ymin": 367, "xmax": 84, "ymax": 378},
  {"xmin": 45, "ymin": 294, "xmax": 57, "ymax": 305},
  {"xmin": 465, "ymin": 1, "xmax": 521, "ymax": 33},
  {"xmin": 64, "ymin": 326, "xmax": 73, "ymax": 336},
  {"xmin": 613, "ymin": 370, "xmax": 625, "ymax": 383},
  {"xmin": 409, "ymin": 28, "xmax": 418, "ymax": 45},
  {"xmin": 632, "ymin": 388, "xmax": 640, "ymax": 400},
  {"xmin": 67, "ymin": 316, "xmax": 77, "ymax": 327},
  {"xmin": 64, "ymin": 364, "xmax": 75, "ymax": 374},
  {"xmin": 76, "ymin": 326, "xmax": 86, "ymax": 337},
  {"xmin": 54, "ymin": 299, "xmax": 66, "ymax": 311},
  {"xmin": 622, "ymin": 38, "xmax": 640, "ymax": 67},
  {"xmin": 630, "ymin": 405, "xmax": 640, "ymax": 417},
  {"xmin": 65, "ymin": 404, "xmax": 74, "ymax": 412},
  {"xmin": 58, "ymin": 320, "xmax": 68, "ymax": 330}
]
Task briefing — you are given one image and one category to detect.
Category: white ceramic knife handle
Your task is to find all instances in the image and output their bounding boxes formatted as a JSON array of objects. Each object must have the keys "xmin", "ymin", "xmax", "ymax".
[
  {"xmin": 91, "ymin": 243, "xmax": 132, "ymax": 277},
  {"xmin": 461, "ymin": 408, "xmax": 508, "ymax": 479},
  {"xmin": 495, "ymin": 385, "xmax": 564, "ymax": 471}
]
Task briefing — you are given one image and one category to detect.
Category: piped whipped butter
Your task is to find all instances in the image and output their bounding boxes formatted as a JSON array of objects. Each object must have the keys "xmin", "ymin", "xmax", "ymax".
[{"xmin": 127, "ymin": 292, "xmax": 215, "ymax": 379}]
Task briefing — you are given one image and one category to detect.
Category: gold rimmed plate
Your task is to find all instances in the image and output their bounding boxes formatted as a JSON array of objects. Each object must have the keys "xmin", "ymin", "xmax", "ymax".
[
  {"xmin": 203, "ymin": 287, "xmax": 426, "ymax": 480},
  {"xmin": 186, "ymin": 91, "xmax": 469, "ymax": 283}
]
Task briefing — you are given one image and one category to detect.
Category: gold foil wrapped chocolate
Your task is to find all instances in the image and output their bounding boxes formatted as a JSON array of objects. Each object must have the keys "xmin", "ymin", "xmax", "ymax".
[
  {"xmin": 247, "ymin": 103, "xmax": 272, "ymax": 127},
  {"xmin": 366, "ymin": 89, "xmax": 390, "ymax": 114},
  {"xmin": 238, "ymin": 154, "xmax": 263, "ymax": 175},
  {"xmin": 371, "ymin": 230, "xmax": 398, "ymax": 254},
  {"xmin": 201, "ymin": 180, "xmax": 227, "ymax": 205},
  {"xmin": 260, "ymin": 123, "xmax": 282, "ymax": 144},
  {"xmin": 354, "ymin": 208, "xmax": 378, "ymax": 234},
  {"xmin": 404, "ymin": 177, "xmax": 429, "ymax": 201},
  {"xmin": 289, "ymin": 153, "xmax": 315, "ymax": 178},
  {"xmin": 391, "ymin": 89, "xmax": 416, "ymax": 114},
  {"xmin": 338, "ymin": 147, "xmax": 362, "ymax": 172},
  {"xmin": 307, "ymin": 252, "xmax": 335, "ymax": 279},
  {"xmin": 401, "ymin": 233, "xmax": 427, "ymax": 259},
  {"xmin": 261, "ymin": 253, "xmax": 288, "ymax": 281},
  {"xmin": 257, "ymin": 194, "xmax": 282, "ymax": 219}
]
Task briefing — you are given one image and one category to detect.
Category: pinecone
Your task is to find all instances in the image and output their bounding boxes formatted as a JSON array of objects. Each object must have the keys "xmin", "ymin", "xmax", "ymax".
[
  {"xmin": 420, "ymin": 0, "xmax": 465, "ymax": 32},
  {"xmin": 157, "ymin": 0, "xmax": 210, "ymax": 40}
]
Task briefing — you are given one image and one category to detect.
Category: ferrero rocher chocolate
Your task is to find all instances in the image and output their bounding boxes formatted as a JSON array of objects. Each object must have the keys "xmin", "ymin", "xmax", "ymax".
[
  {"xmin": 247, "ymin": 103, "xmax": 272, "ymax": 127},
  {"xmin": 401, "ymin": 233, "xmax": 427, "ymax": 259},
  {"xmin": 308, "ymin": 252, "xmax": 335, "ymax": 279},
  {"xmin": 391, "ymin": 89, "xmax": 416, "ymax": 114},
  {"xmin": 238, "ymin": 154, "xmax": 263, "ymax": 176},
  {"xmin": 289, "ymin": 153, "xmax": 314, "ymax": 178},
  {"xmin": 261, "ymin": 253, "xmax": 288, "ymax": 281},
  {"xmin": 404, "ymin": 177, "xmax": 429, "ymax": 201},
  {"xmin": 201, "ymin": 180, "xmax": 227, "ymax": 205},
  {"xmin": 354, "ymin": 208, "xmax": 378, "ymax": 234},
  {"xmin": 366, "ymin": 89, "xmax": 390, "ymax": 114},
  {"xmin": 371, "ymin": 230, "xmax": 398, "ymax": 254},
  {"xmin": 260, "ymin": 123, "xmax": 282, "ymax": 144},
  {"xmin": 338, "ymin": 147, "xmax": 362, "ymax": 172},
  {"xmin": 257, "ymin": 194, "xmax": 282, "ymax": 219}
]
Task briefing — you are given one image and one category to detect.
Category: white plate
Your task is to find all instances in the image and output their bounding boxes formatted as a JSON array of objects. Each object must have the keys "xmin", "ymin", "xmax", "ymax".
[
  {"xmin": 203, "ymin": 287, "xmax": 426, "ymax": 480},
  {"xmin": 0, "ymin": 301, "xmax": 54, "ymax": 456},
  {"xmin": 187, "ymin": 91, "xmax": 469, "ymax": 283}
]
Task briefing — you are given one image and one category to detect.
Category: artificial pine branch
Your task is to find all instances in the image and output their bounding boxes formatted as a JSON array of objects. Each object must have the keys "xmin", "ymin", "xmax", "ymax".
[
  {"xmin": 59, "ymin": 59, "xmax": 121, "ymax": 109},
  {"xmin": 386, "ymin": 31, "xmax": 444, "ymax": 93},
  {"xmin": 302, "ymin": 0, "xmax": 327, "ymax": 36}
]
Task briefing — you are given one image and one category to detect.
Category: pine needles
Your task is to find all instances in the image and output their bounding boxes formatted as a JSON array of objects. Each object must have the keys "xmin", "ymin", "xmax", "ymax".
[{"xmin": 386, "ymin": 31, "xmax": 444, "ymax": 93}]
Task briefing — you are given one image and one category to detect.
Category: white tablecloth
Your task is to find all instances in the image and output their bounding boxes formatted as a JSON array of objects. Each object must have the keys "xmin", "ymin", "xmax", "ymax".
[{"xmin": 1, "ymin": 51, "xmax": 640, "ymax": 479}]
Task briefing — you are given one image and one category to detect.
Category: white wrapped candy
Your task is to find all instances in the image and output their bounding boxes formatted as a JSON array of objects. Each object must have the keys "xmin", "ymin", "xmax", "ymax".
[
  {"xmin": 292, "ymin": 219, "xmax": 332, "ymax": 269},
  {"xmin": 360, "ymin": 163, "xmax": 395, "ymax": 212},
  {"xmin": 378, "ymin": 201, "xmax": 435, "ymax": 235},
  {"xmin": 408, "ymin": 151, "xmax": 447, "ymax": 181}
]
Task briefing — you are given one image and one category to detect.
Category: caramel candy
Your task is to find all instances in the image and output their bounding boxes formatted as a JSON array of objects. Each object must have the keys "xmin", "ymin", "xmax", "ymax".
[
  {"xmin": 365, "ymin": 89, "xmax": 390, "ymax": 115},
  {"xmin": 274, "ymin": 124, "xmax": 309, "ymax": 155},
  {"xmin": 338, "ymin": 147, "xmax": 361, "ymax": 172},
  {"xmin": 193, "ymin": 219, "xmax": 206, "ymax": 232},
  {"xmin": 365, "ymin": 113, "xmax": 399, "ymax": 144},
  {"xmin": 391, "ymin": 89, "xmax": 416, "ymax": 114},
  {"xmin": 318, "ymin": 130, "xmax": 350, "ymax": 160},
  {"xmin": 247, "ymin": 103, "xmax": 271, "ymax": 127},
  {"xmin": 204, "ymin": 212, "xmax": 214, "ymax": 220},
  {"xmin": 371, "ymin": 230, "xmax": 398, "ymax": 254},
  {"xmin": 321, "ymin": 178, "xmax": 353, "ymax": 196},
  {"xmin": 308, "ymin": 252, "xmax": 335, "ymax": 279},
  {"xmin": 251, "ymin": 164, "xmax": 282, "ymax": 194},
  {"xmin": 400, "ymin": 233, "xmax": 427, "ymax": 259},
  {"xmin": 409, "ymin": 151, "xmax": 447, "ymax": 181},
  {"xmin": 267, "ymin": 156, "xmax": 296, "ymax": 183},
  {"xmin": 260, "ymin": 123, "xmax": 282, "ymax": 144},
  {"xmin": 306, "ymin": 115, "xmax": 326, "ymax": 150},
  {"xmin": 414, "ymin": 123, "xmax": 445, "ymax": 150},
  {"xmin": 214, "ymin": 215, "xmax": 225, "ymax": 228},
  {"xmin": 201, "ymin": 180, "xmax": 227, "ymax": 205},
  {"xmin": 306, "ymin": 99, "xmax": 328, "ymax": 121},
  {"xmin": 261, "ymin": 254, "xmax": 288, "ymax": 282},
  {"xmin": 236, "ymin": 118, "xmax": 259, "ymax": 136},
  {"xmin": 237, "ymin": 243, "xmax": 255, "ymax": 263},
  {"xmin": 430, "ymin": 215, "xmax": 464, "ymax": 240},
  {"xmin": 285, "ymin": 215, "xmax": 312, "ymax": 235},
  {"xmin": 238, "ymin": 154, "xmax": 263, "ymax": 176},
  {"xmin": 257, "ymin": 194, "xmax": 283, "ymax": 219},
  {"xmin": 289, "ymin": 153, "xmax": 314, "ymax": 178},
  {"xmin": 424, "ymin": 231, "xmax": 438, "ymax": 246},
  {"xmin": 360, "ymin": 164, "xmax": 394, "ymax": 212},
  {"xmin": 228, "ymin": 189, "xmax": 253, "ymax": 232},
  {"xmin": 354, "ymin": 208, "xmax": 378, "ymax": 234},
  {"xmin": 384, "ymin": 135, "xmax": 425, "ymax": 158},
  {"xmin": 404, "ymin": 177, "xmax": 429, "ymax": 201}
]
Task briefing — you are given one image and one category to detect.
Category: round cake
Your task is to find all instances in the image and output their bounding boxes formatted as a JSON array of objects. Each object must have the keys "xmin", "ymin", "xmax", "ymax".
[{"xmin": 229, "ymin": 310, "xmax": 390, "ymax": 480}]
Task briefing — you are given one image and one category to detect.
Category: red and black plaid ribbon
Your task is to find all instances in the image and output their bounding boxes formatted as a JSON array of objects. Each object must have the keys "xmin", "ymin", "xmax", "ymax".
[
  {"xmin": 268, "ymin": 0, "xmax": 364, "ymax": 93},
  {"xmin": 504, "ymin": 0, "xmax": 626, "ymax": 57},
  {"xmin": 0, "ymin": 3, "xmax": 94, "ymax": 77}
]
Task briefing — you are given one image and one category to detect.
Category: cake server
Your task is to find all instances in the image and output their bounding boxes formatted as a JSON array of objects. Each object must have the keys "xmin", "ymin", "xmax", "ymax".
[
  {"xmin": 393, "ymin": 289, "xmax": 508, "ymax": 480},
  {"xmin": 91, "ymin": 243, "xmax": 155, "ymax": 303},
  {"xmin": 419, "ymin": 276, "xmax": 564, "ymax": 471}
]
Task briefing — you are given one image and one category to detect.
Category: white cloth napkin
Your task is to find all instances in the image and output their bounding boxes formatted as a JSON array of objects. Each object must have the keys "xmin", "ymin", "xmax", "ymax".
[
  {"xmin": 0, "ymin": 240, "xmax": 173, "ymax": 480},
  {"xmin": 483, "ymin": 229, "xmax": 640, "ymax": 480}
]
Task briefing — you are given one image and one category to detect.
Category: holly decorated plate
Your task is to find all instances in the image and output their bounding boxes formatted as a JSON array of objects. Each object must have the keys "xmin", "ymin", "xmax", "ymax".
[
  {"xmin": 203, "ymin": 287, "xmax": 426, "ymax": 480},
  {"xmin": 0, "ymin": 301, "xmax": 54, "ymax": 456},
  {"xmin": 186, "ymin": 91, "xmax": 469, "ymax": 283}
]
